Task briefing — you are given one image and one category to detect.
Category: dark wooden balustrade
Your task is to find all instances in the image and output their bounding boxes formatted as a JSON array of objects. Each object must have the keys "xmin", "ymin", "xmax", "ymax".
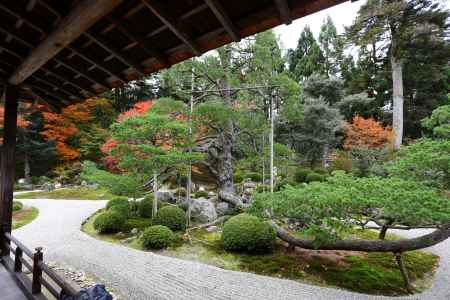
[{"xmin": 1, "ymin": 231, "xmax": 78, "ymax": 299}]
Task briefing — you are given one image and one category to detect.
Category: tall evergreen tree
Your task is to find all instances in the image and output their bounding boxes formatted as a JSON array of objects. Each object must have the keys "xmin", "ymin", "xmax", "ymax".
[{"xmin": 318, "ymin": 16, "xmax": 342, "ymax": 77}]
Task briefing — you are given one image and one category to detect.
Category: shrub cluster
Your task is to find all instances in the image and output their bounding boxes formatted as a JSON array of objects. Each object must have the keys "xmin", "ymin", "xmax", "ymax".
[
  {"xmin": 93, "ymin": 211, "xmax": 126, "ymax": 233},
  {"xmin": 153, "ymin": 206, "xmax": 186, "ymax": 231},
  {"xmin": 106, "ymin": 196, "xmax": 129, "ymax": 209},
  {"xmin": 295, "ymin": 168, "xmax": 327, "ymax": 183},
  {"xmin": 222, "ymin": 214, "xmax": 276, "ymax": 253},
  {"xmin": 305, "ymin": 173, "xmax": 326, "ymax": 183},
  {"xmin": 123, "ymin": 218, "xmax": 153, "ymax": 232},
  {"xmin": 142, "ymin": 225, "xmax": 174, "ymax": 249},
  {"xmin": 13, "ymin": 201, "xmax": 23, "ymax": 212},
  {"xmin": 194, "ymin": 191, "xmax": 208, "ymax": 198},
  {"xmin": 138, "ymin": 195, "xmax": 154, "ymax": 218}
]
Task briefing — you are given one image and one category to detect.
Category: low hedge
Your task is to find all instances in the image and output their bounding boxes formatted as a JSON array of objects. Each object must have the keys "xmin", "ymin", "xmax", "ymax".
[
  {"xmin": 153, "ymin": 206, "xmax": 186, "ymax": 231},
  {"xmin": 194, "ymin": 191, "xmax": 208, "ymax": 198},
  {"xmin": 123, "ymin": 218, "xmax": 153, "ymax": 232},
  {"xmin": 142, "ymin": 225, "xmax": 174, "ymax": 249},
  {"xmin": 93, "ymin": 211, "xmax": 126, "ymax": 234},
  {"xmin": 13, "ymin": 201, "xmax": 23, "ymax": 212},
  {"xmin": 106, "ymin": 196, "xmax": 129, "ymax": 210},
  {"xmin": 222, "ymin": 214, "xmax": 276, "ymax": 253},
  {"xmin": 305, "ymin": 172, "xmax": 326, "ymax": 183},
  {"xmin": 294, "ymin": 169, "xmax": 311, "ymax": 183}
]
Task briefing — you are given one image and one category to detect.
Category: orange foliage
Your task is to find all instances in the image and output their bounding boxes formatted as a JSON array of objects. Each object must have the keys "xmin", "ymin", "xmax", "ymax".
[
  {"xmin": 344, "ymin": 116, "xmax": 393, "ymax": 150},
  {"xmin": 117, "ymin": 100, "xmax": 153, "ymax": 122},
  {"xmin": 0, "ymin": 106, "xmax": 30, "ymax": 128},
  {"xmin": 42, "ymin": 98, "xmax": 98, "ymax": 161}
]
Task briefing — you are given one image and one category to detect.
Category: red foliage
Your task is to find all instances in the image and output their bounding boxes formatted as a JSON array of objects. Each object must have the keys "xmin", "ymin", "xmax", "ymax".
[
  {"xmin": 42, "ymin": 99, "xmax": 98, "ymax": 161},
  {"xmin": 344, "ymin": 116, "xmax": 393, "ymax": 150},
  {"xmin": 117, "ymin": 100, "xmax": 153, "ymax": 122}
]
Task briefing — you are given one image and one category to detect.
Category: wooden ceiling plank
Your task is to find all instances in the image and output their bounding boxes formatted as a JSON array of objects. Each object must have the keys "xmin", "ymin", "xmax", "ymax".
[
  {"xmin": 141, "ymin": 0, "xmax": 201, "ymax": 56},
  {"xmin": 28, "ymin": 83, "xmax": 72, "ymax": 104},
  {"xmin": 39, "ymin": 67, "xmax": 95, "ymax": 96},
  {"xmin": 0, "ymin": 3, "xmax": 45, "ymax": 35},
  {"xmin": 84, "ymin": 30, "xmax": 146, "ymax": 76},
  {"xmin": 273, "ymin": 0, "xmax": 292, "ymax": 24},
  {"xmin": 8, "ymin": 0, "xmax": 123, "ymax": 85},
  {"xmin": 31, "ymin": 76, "xmax": 82, "ymax": 99},
  {"xmin": 204, "ymin": 0, "xmax": 240, "ymax": 42},
  {"xmin": 106, "ymin": 16, "xmax": 170, "ymax": 68}
]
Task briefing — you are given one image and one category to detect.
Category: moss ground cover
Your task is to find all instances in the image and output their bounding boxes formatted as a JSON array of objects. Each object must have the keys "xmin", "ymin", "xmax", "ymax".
[
  {"xmin": 12, "ymin": 206, "xmax": 39, "ymax": 229},
  {"xmin": 82, "ymin": 210, "xmax": 438, "ymax": 296},
  {"xmin": 15, "ymin": 186, "xmax": 114, "ymax": 200}
]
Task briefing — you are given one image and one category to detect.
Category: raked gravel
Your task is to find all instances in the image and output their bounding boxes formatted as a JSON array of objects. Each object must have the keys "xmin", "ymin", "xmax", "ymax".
[{"xmin": 12, "ymin": 198, "xmax": 450, "ymax": 300}]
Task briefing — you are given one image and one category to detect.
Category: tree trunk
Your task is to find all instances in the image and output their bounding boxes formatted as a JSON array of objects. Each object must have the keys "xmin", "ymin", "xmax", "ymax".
[
  {"xmin": 391, "ymin": 53, "xmax": 404, "ymax": 150},
  {"xmin": 395, "ymin": 252, "xmax": 413, "ymax": 293},
  {"xmin": 152, "ymin": 172, "xmax": 158, "ymax": 218},
  {"xmin": 24, "ymin": 152, "xmax": 31, "ymax": 184}
]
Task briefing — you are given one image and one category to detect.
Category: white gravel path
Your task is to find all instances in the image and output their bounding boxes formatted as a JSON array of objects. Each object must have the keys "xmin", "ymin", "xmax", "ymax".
[{"xmin": 12, "ymin": 199, "xmax": 450, "ymax": 300}]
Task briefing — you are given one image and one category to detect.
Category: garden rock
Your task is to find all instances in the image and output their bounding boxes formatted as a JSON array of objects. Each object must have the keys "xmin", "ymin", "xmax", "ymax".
[
  {"xmin": 156, "ymin": 189, "xmax": 175, "ymax": 203},
  {"xmin": 54, "ymin": 182, "xmax": 62, "ymax": 189},
  {"xmin": 42, "ymin": 182, "xmax": 55, "ymax": 191},
  {"xmin": 243, "ymin": 181, "xmax": 257, "ymax": 189},
  {"xmin": 216, "ymin": 202, "xmax": 230, "ymax": 216},
  {"xmin": 131, "ymin": 228, "xmax": 139, "ymax": 235},
  {"xmin": 208, "ymin": 191, "xmax": 216, "ymax": 198},
  {"xmin": 191, "ymin": 198, "xmax": 217, "ymax": 223},
  {"xmin": 206, "ymin": 226, "xmax": 220, "ymax": 232}
]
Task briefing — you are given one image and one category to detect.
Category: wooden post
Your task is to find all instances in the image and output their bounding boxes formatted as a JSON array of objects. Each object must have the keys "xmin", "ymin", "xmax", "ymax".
[
  {"xmin": 14, "ymin": 247, "xmax": 23, "ymax": 272},
  {"xmin": 32, "ymin": 247, "xmax": 43, "ymax": 294},
  {"xmin": 0, "ymin": 84, "xmax": 19, "ymax": 257}
]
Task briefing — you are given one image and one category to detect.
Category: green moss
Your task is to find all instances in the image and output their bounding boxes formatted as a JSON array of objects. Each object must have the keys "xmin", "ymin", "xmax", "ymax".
[
  {"xmin": 12, "ymin": 206, "xmax": 39, "ymax": 229},
  {"xmin": 15, "ymin": 186, "xmax": 114, "ymax": 200}
]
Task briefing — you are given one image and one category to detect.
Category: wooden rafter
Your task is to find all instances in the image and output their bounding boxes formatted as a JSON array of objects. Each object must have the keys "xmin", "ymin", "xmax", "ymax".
[
  {"xmin": 84, "ymin": 31, "xmax": 146, "ymax": 76},
  {"xmin": 273, "ymin": 0, "xmax": 291, "ymax": 24},
  {"xmin": 204, "ymin": 0, "xmax": 240, "ymax": 42},
  {"xmin": 141, "ymin": 0, "xmax": 201, "ymax": 56},
  {"xmin": 106, "ymin": 16, "xmax": 170, "ymax": 68},
  {"xmin": 8, "ymin": 0, "xmax": 122, "ymax": 85},
  {"xmin": 30, "ymin": 76, "xmax": 81, "ymax": 100},
  {"xmin": 0, "ymin": 3, "xmax": 45, "ymax": 35},
  {"xmin": 27, "ymin": 83, "xmax": 70, "ymax": 105},
  {"xmin": 39, "ymin": 67, "xmax": 95, "ymax": 97}
]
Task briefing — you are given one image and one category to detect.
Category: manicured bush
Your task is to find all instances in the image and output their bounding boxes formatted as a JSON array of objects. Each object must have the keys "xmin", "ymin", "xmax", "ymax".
[
  {"xmin": 294, "ymin": 169, "xmax": 311, "ymax": 183},
  {"xmin": 109, "ymin": 201, "xmax": 131, "ymax": 217},
  {"xmin": 194, "ymin": 191, "xmax": 208, "ymax": 198},
  {"xmin": 233, "ymin": 172, "xmax": 243, "ymax": 183},
  {"xmin": 106, "ymin": 196, "xmax": 129, "ymax": 210},
  {"xmin": 142, "ymin": 225, "xmax": 174, "ymax": 249},
  {"xmin": 175, "ymin": 188, "xmax": 186, "ymax": 198},
  {"xmin": 153, "ymin": 206, "xmax": 186, "ymax": 231},
  {"xmin": 13, "ymin": 201, "xmax": 23, "ymax": 212},
  {"xmin": 138, "ymin": 195, "xmax": 154, "ymax": 218},
  {"xmin": 243, "ymin": 172, "xmax": 262, "ymax": 182},
  {"xmin": 305, "ymin": 173, "xmax": 326, "ymax": 183},
  {"xmin": 255, "ymin": 184, "xmax": 270, "ymax": 193},
  {"xmin": 123, "ymin": 218, "xmax": 153, "ymax": 232},
  {"xmin": 93, "ymin": 211, "xmax": 126, "ymax": 233},
  {"xmin": 222, "ymin": 214, "xmax": 276, "ymax": 253},
  {"xmin": 313, "ymin": 167, "xmax": 329, "ymax": 175}
]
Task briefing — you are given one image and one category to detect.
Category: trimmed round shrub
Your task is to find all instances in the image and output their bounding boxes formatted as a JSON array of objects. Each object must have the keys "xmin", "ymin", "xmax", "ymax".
[
  {"xmin": 305, "ymin": 172, "xmax": 326, "ymax": 183},
  {"xmin": 142, "ymin": 225, "xmax": 174, "ymax": 249},
  {"xmin": 106, "ymin": 196, "xmax": 129, "ymax": 210},
  {"xmin": 109, "ymin": 201, "xmax": 131, "ymax": 217},
  {"xmin": 123, "ymin": 218, "xmax": 153, "ymax": 232},
  {"xmin": 313, "ymin": 167, "xmax": 329, "ymax": 175},
  {"xmin": 194, "ymin": 191, "xmax": 208, "ymax": 198},
  {"xmin": 222, "ymin": 214, "xmax": 276, "ymax": 253},
  {"xmin": 93, "ymin": 211, "xmax": 126, "ymax": 233},
  {"xmin": 138, "ymin": 195, "xmax": 154, "ymax": 218},
  {"xmin": 13, "ymin": 201, "xmax": 23, "ymax": 212},
  {"xmin": 233, "ymin": 172, "xmax": 243, "ymax": 183},
  {"xmin": 175, "ymin": 188, "xmax": 186, "ymax": 198},
  {"xmin": 153, "ymin": 206, "xmax": 186, "ymax": 231},
  {"xmin": 243, "ymin": 172, "xmax": 262, "ymax": 182},
  {"xmin": 294, "ymin": 169, "xmax": 311, "ymax": 183}
]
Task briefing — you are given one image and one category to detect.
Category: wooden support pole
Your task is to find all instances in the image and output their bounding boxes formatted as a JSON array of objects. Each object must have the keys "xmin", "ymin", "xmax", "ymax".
[
  {"xmin": 0, "ymin": 84, "xmax": 19, "ymax": 257},
  {"xmin": 8, "ymin": 0, "xmax": 123, "ymax": 85},
  {"xmin": 32, "ymin": 247, "xmax": 43, "ymax": 294},
  {"xmin": 204, "ymin": 0, "xmax": 240, "ymax": 42}
]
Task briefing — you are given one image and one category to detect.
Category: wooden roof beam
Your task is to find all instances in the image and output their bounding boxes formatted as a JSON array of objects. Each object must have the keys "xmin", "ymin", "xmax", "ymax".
[
  {"xmin": 39, "ymin": 67, "xmax": 95, "ymax": 97},
  {"xmin": 141, "ymin": 0, "xmax": 201, "ymax": 56},
  {"xmin": 84, "ymin": 31, "xmax": 146, "ymax": 76},
  {"xmin": 8, "ymin": 0, "xmax": 123, "ymax": 85},
  {"xmin": 106, "ymin": 16, "xmax": 170, "ymax": 68},
  {"xmin": 30, "ymin": 76, "xmax": 82, "ymax": 100},
  {"xmin": 273, "ymin": 0, "xmax": 292, "ymax": 24},
  {"xmin": 204, "ymin": 0, "xmax": 240, "ymax": 42}
]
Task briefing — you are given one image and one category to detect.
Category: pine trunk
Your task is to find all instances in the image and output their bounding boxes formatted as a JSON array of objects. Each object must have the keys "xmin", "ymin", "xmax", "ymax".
[
  {"xmin": 24, "ymin": 152, "xmax": 31, "ymax": 184},
  {"xmin": 391, "ymin": 53, "xmax": 404, "ymax": 150}
]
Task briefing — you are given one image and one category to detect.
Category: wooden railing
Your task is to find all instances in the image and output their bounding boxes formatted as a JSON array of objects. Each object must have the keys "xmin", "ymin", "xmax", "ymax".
[{"xmin": 1, "ymin": 232, "xmax": 78, "ymax": 299}]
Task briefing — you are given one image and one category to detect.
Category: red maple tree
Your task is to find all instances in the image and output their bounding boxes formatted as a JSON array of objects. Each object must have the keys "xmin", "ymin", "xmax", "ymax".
[{"xmin": 344, "ymin": 116, "xmax": 393, "ymax": 150}]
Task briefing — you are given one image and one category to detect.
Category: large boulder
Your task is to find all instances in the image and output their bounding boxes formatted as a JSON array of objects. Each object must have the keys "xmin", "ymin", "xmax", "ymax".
[
  {"xmin": 216, "ymin": 202, "xmax": 231, "ymax": 216},
  {"xmin": 191, "ymin": 198, "xmax": 217, "ymax": 223},
  {"xmin": 156, "ymin": 189, "xmax": 175, "ymax": 203}
]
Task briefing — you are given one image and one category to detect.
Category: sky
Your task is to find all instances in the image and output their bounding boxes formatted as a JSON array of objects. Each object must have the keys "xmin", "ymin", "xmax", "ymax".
[{"xmin": 274, "ymin": 0, "xmax": 367, "ymax": 51}]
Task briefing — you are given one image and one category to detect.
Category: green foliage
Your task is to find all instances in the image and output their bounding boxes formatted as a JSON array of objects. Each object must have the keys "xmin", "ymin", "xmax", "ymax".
[
  {"xmin": 109, "ymin": 201, "xmax": 131, "ymax": 218},
  {"xmin": 304, "ymin": 73, "xmax": 343, "ymax": 105},
  {"xmin": 251, "ymin": 172, "xmax": 450, "ymax": 244},
  {"xmin": 123, "ymin": 217, "xmax": 153, "ymax": 233},
  {"xmin": 242, "ymin": 172, "xmax": 262, "ymax": 182},
  {"xmin": 222, "ymin": 214, "xmax": 276, "ymax": 253},
  {"xmin": 106, "ymin": 196, "xmax": 129, "ymax": 210},
  {"xmin": 422, "ymin": 104, "xmax": 450, "ymax": 139},
  {"xmin": 153, "ymin": 206, "xmax": 186, "ymax": 231},
  {"xmin": 194, "ymin": 191, "xmax": 209, "ymax": 198},
  {"xmin": 294, "ymin": 169, "xmax": 310, "ymax": 183},
  {"xmin": 93, "ymin": 211, "xmax": 126, "ymax": 234},
  {"xmin": 81, "ymin": 161, "xmax": 144, "ymax": 198},
  {"xmin": 15, "ymin": 186, "xmax": 113, "ymax": 200},
  {"xmin": 174, "ymin": 188, "xmax": 186, "ymax": 198},
  {"xmin": 138, "ymin": 196, "xmax": 154, "ymax": 218},
  {"xmin": 142, "ymin": 225, "xmax": 174, "ymax": 249},
  {"xmin": 305, "ymin": 173, "xmax": 326, "ymax": 183},
  {"xmin": 350, "ymin": 148, "xmax": 391, "ymax": 177},
  {"xmin": 387, "ymin": 139, "xmax": 450, "ymax": 189},
  {"xmin": 13, "ymin": 201, "xmax": 23, "ymax": 212}
]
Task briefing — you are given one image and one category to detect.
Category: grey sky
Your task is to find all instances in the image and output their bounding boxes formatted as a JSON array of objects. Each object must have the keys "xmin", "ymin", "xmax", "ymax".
[{"xmin": 275, "ymin": 0, "xmax": 366, "ymax": 51}]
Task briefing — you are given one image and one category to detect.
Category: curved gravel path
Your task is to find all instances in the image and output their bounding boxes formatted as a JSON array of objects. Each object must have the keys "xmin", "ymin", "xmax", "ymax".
[{"xmin": 12, "ymin": 199, "xmax": 450, "ymax": 300}]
